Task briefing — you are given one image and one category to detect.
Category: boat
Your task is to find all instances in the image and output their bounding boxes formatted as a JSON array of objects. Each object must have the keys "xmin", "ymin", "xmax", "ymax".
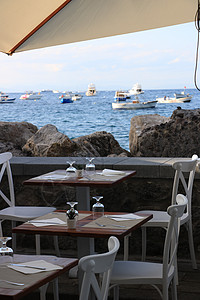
[
  {"xmin": 86, "ymin": 83, "xmax": 96, "ymax": 96},
  {"xmin": 112, "ymin": 97, "xmax": 157, "ymax": 110},
  {"xmin": 20, "ymin": 92, "xmax": 42, "ymax": 100},
  {"xmin": 71, "ymin": 94, "xmax": 82, "ymax": 101},
  {"xmin": 114, "ymin": 91, "xmax": 127, "ymax": 101},
  {"xmin": 0, "ymin": 92, "xmax": 16, "ymax": 103},
  {"xmin": 157, "ymin": 93, "xmax": 192, "ymax": 103},
  {"xmin": 128, "ymin": 83, "xmax": 144, "ymax": 96},
  {"xmin": 60, "ymin": 93, "xmax": 73, "ymax": 103}
]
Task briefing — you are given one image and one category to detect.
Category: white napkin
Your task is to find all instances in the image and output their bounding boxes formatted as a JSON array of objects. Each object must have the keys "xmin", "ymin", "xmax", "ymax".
[
  {"xmin": 8, "ymin": 260, "xmax": 63, "ymax": 274},
  {"xmin": 101, "ymin": 169, "xmax": 126, "ymax": 176},
  {"xmin": 28, "ymin": 218, "xmax": 66, "ymax": 227},
  {"xmin": 107, "ymin": 213, "xmax": 144, "ymax": 221}
]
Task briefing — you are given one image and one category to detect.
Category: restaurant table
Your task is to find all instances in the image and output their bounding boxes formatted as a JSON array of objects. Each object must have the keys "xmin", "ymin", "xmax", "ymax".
[
  {"xmin": 23, "ymin": 169, "xmax": 137, "ymax": 257},
  {"xmin": 13, "ymin": 211, "xmax": 152, "ymax": 300},
  {"xmin": 0, "ymin": 254, "xmax": 78, "ymax": 300},
  {"xmin": 13, "ymin": 211, "xmax": 152, "ymax": 258}
]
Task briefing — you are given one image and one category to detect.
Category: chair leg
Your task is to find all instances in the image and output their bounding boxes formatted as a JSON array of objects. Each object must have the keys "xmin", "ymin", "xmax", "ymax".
[
  {"xmin": 53, "ymin": 236, "xmax": 60, "ymax": 257},
  {"xmin": 11, "ymin": 220, "xmax": 16, "ymax": 252},
  {"xmin": 123, "ymin": 233, "xmax": 131, "ymax": 260},
  {"xmin": 53, "ymin": 278, "xmax": 59, "ymax": 300},
  {"xmin": 39, "ymin": 283, "xmax": 48, "ymax": 300},
  {"xmin": 141, "ymin": 226, "xmax": 147, "ymax": 261},
  {"xmin": 35, "ymin": 234, "xmax": 41, "ymax": 255},
  {"xmin": 171, "ymin": 277, "xmax": 178, "ymax": 300},
  {"xmin": 113, "ymin": 285, "xmax": 119, "ymax": 300},
  {"xmin": 186, "ymin": 221, "xmax": 197, "ymax": 269}
]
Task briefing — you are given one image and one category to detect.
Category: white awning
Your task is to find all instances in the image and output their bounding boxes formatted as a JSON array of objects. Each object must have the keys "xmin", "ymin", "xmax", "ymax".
[{"xmin": 0, "ymin": 0, "xmax": 197, "ymax": 55}]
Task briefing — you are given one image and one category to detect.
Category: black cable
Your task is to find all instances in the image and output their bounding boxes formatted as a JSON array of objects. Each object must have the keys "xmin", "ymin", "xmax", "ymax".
[{"xmin": 194, "ymin": 0, "xmax": 200, "ymax": 91}]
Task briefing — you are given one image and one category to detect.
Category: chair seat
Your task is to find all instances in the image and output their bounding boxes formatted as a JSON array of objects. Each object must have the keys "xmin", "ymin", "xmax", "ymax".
[
  {"xmin": 137, "ymin": 210, "xmax": 189, "ymax": 227},
  {"xmin": 0, "ymin": 206, "xmax": 56, "ymax": 222},
  {"xmin": 110, "ymin": 261, "xmax": 174, "ymax": 285}
]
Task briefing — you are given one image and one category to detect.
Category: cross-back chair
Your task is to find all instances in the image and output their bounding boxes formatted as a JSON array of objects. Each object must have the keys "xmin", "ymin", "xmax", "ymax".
[
  {"xmin": 79, "ymin": 236, "xmax": 120, "ymax": 300},
  {"xmin": 110, "ymin": 194, "xmax": 188, "ymax": 300},
  {"xmin": 0, "ymin": 152, "xmax": 57, "ymax": 253},
  {"xmin": 137, "ymin": 155, "xmax": 198, "ymax": 269}
]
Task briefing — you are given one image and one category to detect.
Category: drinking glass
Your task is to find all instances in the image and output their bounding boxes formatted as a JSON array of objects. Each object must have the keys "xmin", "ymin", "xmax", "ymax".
[
  {"xmin": 92, "ymin": 196, "xmax": 104, "ymax": 218},
  {"xmin": 85, "ymin": 158, "xmax": 95, "ymax": 172},
  {"xmin": 66, "ymin": 160, "xmax": 76, "ymax": 173},
  {"xmin": 66, "ymin": 202, "xmax": 79, "ymax": 219},
  {"xmin": 0, "ymin": 237, "xmax": 13, "ymax": 263}
]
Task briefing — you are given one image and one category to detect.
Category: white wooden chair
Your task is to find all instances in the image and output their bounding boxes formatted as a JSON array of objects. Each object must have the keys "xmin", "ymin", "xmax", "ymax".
[
  {"xmin": 0, "ymin": 152, "xmax": 57, "ymax": 253},
  {"xmin": 137, "ymin": 155, "xmax": 198, "ymax": 269},
  {"xmin": 79, "ymin": 236, "xmax": 120, "ymax": 300},
  {"xmin": 110, "ymin": 194, "xmax": 188, "ymax": 300}
]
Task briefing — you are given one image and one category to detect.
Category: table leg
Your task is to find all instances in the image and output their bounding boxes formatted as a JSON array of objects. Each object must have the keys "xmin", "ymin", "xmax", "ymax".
[
  {"xmin": 76, "ymin": 186, "xmax": 95, "ymax": 300},
  {"xmin": 76, "ymin": 186, "xmax": 95, "ymax": 257}
]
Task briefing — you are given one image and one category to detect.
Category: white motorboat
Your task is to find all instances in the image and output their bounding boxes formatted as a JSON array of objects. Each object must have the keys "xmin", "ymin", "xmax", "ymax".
[
  {"xmin": 71, "ymin": 94, "xmax": 82, "ymax": 101},
  {"xmin": 112, "ymin": 98, "xmax": 157, "ymax": 110},
  {"xmin": 20, "ymin": 92, "xmax": 42, "ymax": 100},
  {"xmin": 157, "ymin": 93, "xmax": 192, "ymax": 103},
  {"xmin": 128, "ymin": 83, "xmax": 144, "ymax": 96},
  {"xmin": 86, "ymin": 83, "xmax": 96, "ymax": 96}
]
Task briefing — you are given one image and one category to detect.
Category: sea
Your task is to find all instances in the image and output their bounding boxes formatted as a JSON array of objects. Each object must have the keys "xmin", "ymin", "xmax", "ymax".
[{"xmin": 2, "ymin": 89, "xmax": 200, "ymax": 151}]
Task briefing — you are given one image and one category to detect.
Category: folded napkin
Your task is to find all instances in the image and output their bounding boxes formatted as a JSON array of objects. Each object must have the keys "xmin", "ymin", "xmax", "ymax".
[
  {"xmin": 8, "ymin": 260, "xmax": 63, "ymax": 274},
  {"xmin": 28, "ymin": 218, "xmax": 66, "ymax": 227},
  {"xmin": 107, "ymin": 213, "xmax": 144, "ymax": 221},
  {"xmin": 101, "ymin": 169, "xmax": 126, "ymax": 176}
]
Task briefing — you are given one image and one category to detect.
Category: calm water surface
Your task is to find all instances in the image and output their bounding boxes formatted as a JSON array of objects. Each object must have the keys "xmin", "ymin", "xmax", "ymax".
[{"xmin": 2, "ymin": 89, "xmax": 200, "ymax": 151}]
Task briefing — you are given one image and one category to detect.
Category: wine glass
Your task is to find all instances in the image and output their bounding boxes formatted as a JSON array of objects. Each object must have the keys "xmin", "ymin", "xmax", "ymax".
[
  {"xmin": 66, "ymin": 202, "xmax": 79, "ymax": 219},
  {"xmin": 66, "ymin": 160, "xmax": 76, "ymax": 172},
  {"xmin": 85, "ymin": 158, "xmax": 95, "ymax": 172},
  {"xmin": 0, "ymin": 237, "xmax": 13, "ymax": 263},
  {"xmin": 92, "ymin": 196, "xmax": 104, "ymax": 218}
]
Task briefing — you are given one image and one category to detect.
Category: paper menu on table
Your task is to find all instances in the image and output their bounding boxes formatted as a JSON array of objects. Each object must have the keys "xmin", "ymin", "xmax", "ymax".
[{"xmin": 8, "ymin": 260, "xmax": 63, "ymax": 274}]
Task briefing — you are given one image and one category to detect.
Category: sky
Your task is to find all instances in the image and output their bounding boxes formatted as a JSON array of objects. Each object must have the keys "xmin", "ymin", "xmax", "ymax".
[{"xmin": 0, "ymin": 21, "xmax": 198, "ymax": 92}]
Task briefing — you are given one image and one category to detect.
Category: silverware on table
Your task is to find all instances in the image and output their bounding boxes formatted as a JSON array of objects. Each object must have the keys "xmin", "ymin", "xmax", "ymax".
[
  {"xmin": 0, "ymin": 279, "xmax": 24, "ymax": 286},
  {"xmin": 95, "ymin": 222, "xmax": 126, "ymax": 228},
  {"xmin": 95, "ymin": 222, "xmax": 106, "ymax": 227}
]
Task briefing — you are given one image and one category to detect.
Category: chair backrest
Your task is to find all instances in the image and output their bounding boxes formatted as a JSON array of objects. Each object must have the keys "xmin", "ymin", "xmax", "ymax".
[
  {"xmin": 0, "ymin": 152, "xmax": 15, "ymax": 207},
  {"xmin": 79, "ymin": 236, "xmax": 120, "ymax": 300},
  {"xmin": 171, "ymin": 155, "xmax": 198, "ymax": 216},
  {"xmin": 163, "ymin": 194, "xmax": 188, "ymax": 282}
]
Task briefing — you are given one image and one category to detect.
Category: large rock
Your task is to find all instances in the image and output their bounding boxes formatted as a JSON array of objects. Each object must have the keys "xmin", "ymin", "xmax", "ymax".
[
  {"xmin": 0, "ymin": 121, "xmax": 38, "ymax": 156},
  {"xmin": 23, "ymin": 125, "xmax": 129, "ymax": 157},
  {"xmin": 129, "ymin": 114, "xmax": 169, "ymax": 155},
  {"xmin": 130, "ymin": 108, "xmax": 200, "ymax": 157},
  {"xmin": 22, "ymin": 124, "xmax": 79, "ymax": 156},
  {"xmin": 73, "ymin": 131, "xmax": 130, "ymax": 157}
]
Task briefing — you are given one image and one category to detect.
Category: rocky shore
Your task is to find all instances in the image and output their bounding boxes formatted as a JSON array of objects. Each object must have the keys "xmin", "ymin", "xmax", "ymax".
[{"xmin": 1, "ymin": 107, "xmax": 200, "ymax": 157}]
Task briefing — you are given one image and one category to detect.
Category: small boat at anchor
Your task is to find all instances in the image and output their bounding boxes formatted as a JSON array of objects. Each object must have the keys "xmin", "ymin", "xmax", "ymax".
[
  {"xmin": 20, "ymin": 92, "xmax": 42, "ymax": 100},
  {"xmin": 112, "ymin": 97, "xmax": 157, "ymax": 110},
  {"xmin": 114, "ymin": 91, "xmax": 128, "ymax": 101},
  {"xmin": 128, "ymin": 83, "xmax": 144, "ymax": 96},
  {"xmin": 60, "ymin": 93, "xmax": 73, "ymax": 103},
  {"xmin": 71, "ymin": 94, "xmax": 82, "ymax": 101},
  {"xmin": 0, "ymin": 92, "xmax": 16, "ymax": 103},
  {"xmin": 86, "ymin": 83, "xmax": 96, "ymax": 96},
  {"xmin": 157, "ymin": 93, "xmax": 192, "ymax": 103}
]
